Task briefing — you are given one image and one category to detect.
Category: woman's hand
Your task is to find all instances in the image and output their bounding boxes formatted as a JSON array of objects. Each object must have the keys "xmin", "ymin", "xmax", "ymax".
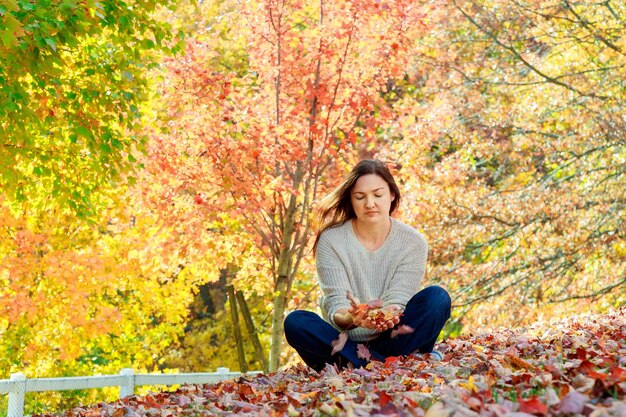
[
  {"xmin": 333, "ymin": 309, "xmax": 356, "ymax": 330},
  {"xmin": 348, "ymin": 304, "xmax": 403, "ymax": 332},
  {"xmin": 379, "ymin": 305, "xmax": 403, "ymax": 330}
]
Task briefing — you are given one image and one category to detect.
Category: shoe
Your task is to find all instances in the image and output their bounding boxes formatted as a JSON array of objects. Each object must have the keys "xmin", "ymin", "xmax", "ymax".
[
  {"xmin": 429, "ymin": 350, "xmax": 443, "ymax": 361},
  {"xmin": 410, "ymin": 349, "xmax": 443, "ymax": 361}
]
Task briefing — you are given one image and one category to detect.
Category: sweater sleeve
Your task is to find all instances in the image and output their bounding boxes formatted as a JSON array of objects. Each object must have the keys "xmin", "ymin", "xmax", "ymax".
[
  {"xmin": 315, "ymin": 231, "xmax": 351, "ymax": 329},
  {"xmin": 381, "ymin": 231, "xmax": 428, "ymax": 308}
]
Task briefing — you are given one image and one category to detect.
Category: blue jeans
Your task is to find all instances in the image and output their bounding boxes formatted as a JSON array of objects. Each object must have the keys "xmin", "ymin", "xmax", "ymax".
[{"xmin": 284, "ymin": 285, "xmax": 451, "ymax": 371}]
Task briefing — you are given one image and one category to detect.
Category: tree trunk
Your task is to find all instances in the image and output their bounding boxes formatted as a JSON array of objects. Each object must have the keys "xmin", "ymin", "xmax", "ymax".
[
  {"xmin": 236, "ymin": 290, "xmax": 269, "ymax": 373},
  {"xmin": 226, "ymin": 285, "xmax": 247, "ymax": 373},
  {"xmin": 269, "ymin": 274, "xmax": 289, "ymax": 371},
  {"xmin": 269, "ymin": 192, "xmax": 298, "ymax": 371}
]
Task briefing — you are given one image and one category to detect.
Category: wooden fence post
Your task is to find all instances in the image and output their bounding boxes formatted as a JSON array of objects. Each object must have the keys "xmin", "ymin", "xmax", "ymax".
[
  {"xmin": 119, "ymin": 368, "xmax": 135, "ymax": 398},
  {"xmin": 235, "ymin": 290, "xmax": 269, "ymax": 374},
  {"xmin": 8, "ymin": 373, "xmax": 25, "ymax": 417},
  {"xmin": 226, "ymin": 285, "xmax": 247, "ymax": 373}
]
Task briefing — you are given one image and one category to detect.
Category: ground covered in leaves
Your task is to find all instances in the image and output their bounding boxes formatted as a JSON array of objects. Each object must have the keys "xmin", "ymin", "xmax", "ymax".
[{"xmin": 49, "ymin": 308, "xmax": 625, "ymax": 416}]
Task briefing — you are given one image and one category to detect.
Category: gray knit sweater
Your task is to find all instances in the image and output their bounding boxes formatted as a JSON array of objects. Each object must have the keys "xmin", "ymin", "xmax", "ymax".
[{"xmin": 316, "ymin": 218, "xmax": 428, "ymax": 342}]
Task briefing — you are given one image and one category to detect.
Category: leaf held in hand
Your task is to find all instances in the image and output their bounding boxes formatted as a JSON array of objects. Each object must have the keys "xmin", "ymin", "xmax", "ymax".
[
  {"xmin": 346, "ymin": 290, "xmax": 360, "ymax": 306},
  {"xmin": 366, "ymin": 299, "xmax": 383, "ymax": 308},
  {"xmin": 346, "ymin": 291, "xmax": 399, "ymax": 330}
]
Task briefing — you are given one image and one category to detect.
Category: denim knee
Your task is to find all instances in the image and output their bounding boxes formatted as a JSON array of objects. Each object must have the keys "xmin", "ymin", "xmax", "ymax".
[
  {"xmin": 284, "ymin": 310, "xmax": 311, "ymax": 338},
  {"xmin": 428, "ymin": 286, "xmax": 452, "ymax": 315},
  {"xmin": 419, "ymin": 285, "xmax": 451, "ymax": 313},
  {"xmin": 424, "ymin": 285, "xmax": 450, "ymax": 301}
]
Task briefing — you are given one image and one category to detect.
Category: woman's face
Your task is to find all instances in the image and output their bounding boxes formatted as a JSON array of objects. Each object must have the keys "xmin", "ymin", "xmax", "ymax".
[{"xmin": 350, "ymin": 174, "xmax": 395, "ymax": 225}]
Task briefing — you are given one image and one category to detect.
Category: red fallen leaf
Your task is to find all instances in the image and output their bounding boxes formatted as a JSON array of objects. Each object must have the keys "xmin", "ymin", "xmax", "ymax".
[
  {"xmin": 377, "ymin": 390, "xmax": 393, "ymax": 406},
  {"xmin": 286, "ymin": 395, "xmax": 301, "ymax": 407},
  {"xmin": 518, "ymin": 396, "xmax": 548, "ymax": 416},
  {"xmin": 466, "ymin": 396, "xmax": 482, "ymax": 411},
  {"xmin": 238, "ymin": 383, "xmax": 255, "ymax": 399},
  {"xmin": 591, "ymin": 378, "xmax": 607, "ymax": 398},
  {"xmin": 357, "ymin": 343, "xmax": 372, "ymax": 361},
  {"xmin": 578, "ymin": 359, "xmax": 596, "ymax": 374},
  {"xmin": 543, "ymin": 363, "xmax": 563, "ymax": 377},
  {"xmin": 610, "ymin": 366, "xmax": 626, "ymax": 382},
  {"xmin": 575, "ymin": 347, "xmax": 587, "ymax": 360},
  {"xmin": 588, "ymin": 370, "xmax": 607, "ymax": 381},
  {"xmin": 403, "ymin": 395, "xmax": 419, "ymax": 408},
  {"xmin": 597, "ymin": 355, "xmax": 615, "ymax": 367},
  {"xmin": 511, "ymin": 373, "xmax": 533, "ymax": 385},
  {"xmin": 385, "ymin": 356, "xmax": 400, "ymax": 365},
  {"xmin": 331, "ymin": 332, "xmax": 349, "ymax": 355},
  {"xmin": 221, "ymin": 380, "xmax": 238, "ymax": 393}
]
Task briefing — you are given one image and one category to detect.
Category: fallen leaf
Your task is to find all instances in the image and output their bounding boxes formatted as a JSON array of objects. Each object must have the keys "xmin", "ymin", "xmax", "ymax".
[
  {"xmin": 377, "ymin": 390, "xmax": 393, "ymax": 406},
  {"xmin": 518, "ymin": 396, "xmax": 548, "ymax": 416},
  {"xmin": 385, "ymin": 356, "xmax": 400, "ymax": 365},
  {"xmin": 558, "ymin": 390, "xmax": 588, "ymax": 414}
]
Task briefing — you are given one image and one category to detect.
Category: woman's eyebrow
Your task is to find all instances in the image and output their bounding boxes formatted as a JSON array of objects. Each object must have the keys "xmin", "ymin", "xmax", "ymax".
[{"xmin": 352, "ymin": 187, "xmax": 384, "ymax": 194}]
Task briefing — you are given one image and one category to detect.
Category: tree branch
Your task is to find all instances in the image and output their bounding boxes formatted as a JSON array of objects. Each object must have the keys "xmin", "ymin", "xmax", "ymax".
[{"xmin": 452, "ymin": 0, "xmax": 608, "ymax": 99}]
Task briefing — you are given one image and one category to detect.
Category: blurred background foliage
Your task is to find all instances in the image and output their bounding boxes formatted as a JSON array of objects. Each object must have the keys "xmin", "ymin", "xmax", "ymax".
[{"xmin": 1, "ymin": 0, "xmax": 624, "ymax": 414}]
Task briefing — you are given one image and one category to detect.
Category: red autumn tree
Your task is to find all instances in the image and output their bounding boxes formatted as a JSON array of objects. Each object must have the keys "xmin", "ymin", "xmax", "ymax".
[{"xmin": 141, "ymin": 0, "xmax": 433, "ymax": 369}]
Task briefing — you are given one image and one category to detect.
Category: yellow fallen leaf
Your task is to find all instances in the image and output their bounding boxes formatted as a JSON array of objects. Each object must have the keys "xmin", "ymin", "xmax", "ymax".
[{"xmin": 459, "ymin": 375, "xmax": 478, "ymax": 393}]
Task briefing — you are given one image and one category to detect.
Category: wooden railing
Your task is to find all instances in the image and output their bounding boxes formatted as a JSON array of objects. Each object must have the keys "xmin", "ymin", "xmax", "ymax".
[{"xmin": 0, "ymin": 368, "xmax": 261, "ymax": 417}]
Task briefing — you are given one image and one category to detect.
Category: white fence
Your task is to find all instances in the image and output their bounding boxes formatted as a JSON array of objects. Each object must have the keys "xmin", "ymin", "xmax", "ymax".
[{"xmin": 0, "ymin": 368, "xmax": 260, "ymax": 417}]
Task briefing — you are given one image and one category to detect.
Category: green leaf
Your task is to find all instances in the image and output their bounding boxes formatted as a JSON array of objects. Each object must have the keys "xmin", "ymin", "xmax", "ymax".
[
  {"xmin": 99, "ymin": 143, "xmax": 112, "ymax": 154},
  {"xmin": 44, "ymin": 37, "xmax": 57, "ymax": 52},
  {"xmin": 75, "ymin": 125, "xmax": 92, "ymax": 138},
  {"xmin": 18, "ymin": 0, "xmax": 35, "ymax": 11},
  {"xmin": 4, "ymin": 0, "xmax": 18, "ymax": 12},
  {"xmin": 0, "ymin": 29, "xmax": 14, "ymax": 48},
  {"xmin": 141, "ymin": 39, "xmax": 155, "ymax": 49},
  {"xmin": 33, "ymin": 166, "xmax": 50, "ymax": 176},
  {"xmin": 61, "ymin": 0, "xmax": 76, "ymax": 10},
  {"xmin": 118, "ymin": 15, "xmax": 129, "ymax": 29},
  {"xmin": 111, "ymin": 138, "xmax": 122, "ymax": 149}
]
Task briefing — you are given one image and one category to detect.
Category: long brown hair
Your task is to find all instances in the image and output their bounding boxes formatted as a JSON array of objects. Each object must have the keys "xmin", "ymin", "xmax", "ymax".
[{"xmin": 313, "ymin": 159, "xmax": 401, "ymax": 254}]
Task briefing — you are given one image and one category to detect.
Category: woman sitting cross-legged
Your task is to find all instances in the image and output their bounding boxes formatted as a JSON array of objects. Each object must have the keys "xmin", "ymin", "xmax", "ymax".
[{"xmin": 284, "ymin": 159, "xmax": 451, "ymax": 371}]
